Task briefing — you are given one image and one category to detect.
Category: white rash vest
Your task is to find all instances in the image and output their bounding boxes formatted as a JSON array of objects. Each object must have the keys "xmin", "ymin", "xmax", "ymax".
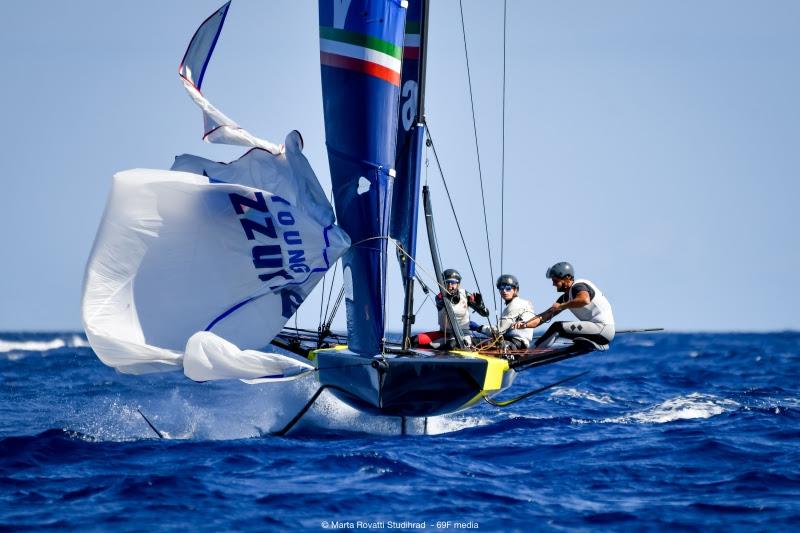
[{"xmin": 568, "ymin": 278, "xmax": 614, "ymax": 326}]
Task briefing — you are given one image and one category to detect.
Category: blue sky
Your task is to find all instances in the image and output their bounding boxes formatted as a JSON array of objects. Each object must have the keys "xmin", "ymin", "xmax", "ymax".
[{"xmin": 1, "ymin": 0, "xmax": 798, "ymax": 332}]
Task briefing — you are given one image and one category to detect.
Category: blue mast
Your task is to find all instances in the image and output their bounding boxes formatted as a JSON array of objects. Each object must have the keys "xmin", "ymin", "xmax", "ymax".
[
  {"xmin": 318, "ymin": 0, "xmax": 407, "ymax": 355},
  {"xmin": 391, "ymin": 0, "xmax": 428, "ymax": 349}
]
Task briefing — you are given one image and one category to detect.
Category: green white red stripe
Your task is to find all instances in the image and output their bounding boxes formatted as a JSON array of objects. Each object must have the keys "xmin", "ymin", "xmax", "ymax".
[
  {"xmin": 403, "ymin": 19, "xmax": 420, "ymax": 60},
  {"xmin": 403, "ymin": 32, "xmax": 420, "ymax": 60},
  {"xmin": 320, "ymin": 27, "xmax": 402, "ymax": 86}
]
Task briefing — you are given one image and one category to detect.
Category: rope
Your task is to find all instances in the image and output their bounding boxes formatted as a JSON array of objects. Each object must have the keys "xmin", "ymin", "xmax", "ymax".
[
  {"xmin": 352, "ymin": 234, "xmax": 485, "ymax": 315},
  {"xmin": 325, "ymin": 288, "xmax": 345, "ymax": 331},
  {"xmin": 318, "ymin": 262, "xmax": 326, "ymax": 331},
  {"xmin": 414, "ymin": 292, "xmax": 431, "ymax": 316},
  {"xmin": 391, "ymin": 235, "xmax": 498, "ymax": 346},
  {"xmin": 322, "ymin": 263, "xmax": 338, "ymax": 328},
  {"xmin": 320, "ymin": 287, "xmax": 344, "ymax": 345},
  {"xmin": 318, "ymin": 189, "xmax": 336, "ymax": 331},
  {"xmin": 501, "ymin": 0, "xmax": 507, "ymax": 276},
  {"xmin": 458, "ymin": 0, "xmax": 497, "ymax": 312},
  {"xmin": 424, "ymin": 125, "xmax": 485, "ymax": 299},
  {"xmin": 424, "ymin": 128, "xmax": 505, "ymax": 346}
]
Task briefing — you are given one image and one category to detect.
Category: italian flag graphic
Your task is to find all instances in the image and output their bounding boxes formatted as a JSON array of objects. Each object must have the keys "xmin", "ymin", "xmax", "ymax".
[{"xmin": 320, "ymin": 26, "xmax": 403, "ymax": 86}]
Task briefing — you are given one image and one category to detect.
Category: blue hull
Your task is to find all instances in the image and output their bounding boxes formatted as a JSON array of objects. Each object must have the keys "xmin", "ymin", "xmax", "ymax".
[{"xmin": 314, "ymin": 348, "xmax": 515, "ymax": 417}]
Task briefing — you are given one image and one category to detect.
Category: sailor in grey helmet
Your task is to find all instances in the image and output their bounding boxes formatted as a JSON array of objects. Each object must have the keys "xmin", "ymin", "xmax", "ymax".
[
  {"xmin": 513, "ymin": 262, "xmax": 615, "ymax": 348},
  {"xmin": 480, "ymin": 274, "xmax": 536, "ymax": 350}
]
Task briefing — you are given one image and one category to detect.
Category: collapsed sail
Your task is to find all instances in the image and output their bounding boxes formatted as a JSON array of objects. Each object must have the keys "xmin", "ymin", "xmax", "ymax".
[
  {"xmin": 81, "ymin": 2, "xmax": 351, "ymax": 381},
  {"xmin": 318, "ymin": 0, "xmax": 407, "ymax": 355},
  {"xmin": 81, "ymin": 141, "xmax": 350, "ymax": 378}
]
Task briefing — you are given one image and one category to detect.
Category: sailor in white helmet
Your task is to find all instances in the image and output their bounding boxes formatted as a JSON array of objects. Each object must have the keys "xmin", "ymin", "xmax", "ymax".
[
  {"xmin": 513, "ymin": 262, "xmax": 615, "ymax": 348},
  {"xmin": 480, "ymin": 274, "xmax": 536, "ymax": 350}
]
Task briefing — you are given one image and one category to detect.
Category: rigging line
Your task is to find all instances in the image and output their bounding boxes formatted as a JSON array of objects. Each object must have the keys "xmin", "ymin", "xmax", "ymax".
[
  {"xmin": 364, "ymin": 234, "xmax": 449, "ymax": 296},
  {"xmin": 391, "ymin": 235, "xmax": 491, "ymax": 334},
  {"xmin": 458, "ymin": 0, "xmax": 497, "ymax": 309},
  {"xmin": 318, "ymin": 264, "xmax": 326, "ymax": 330},
  {"xmin": 382, "ymin": 248, "xmax": 388, "ymax": 354},
  {"xmin": 322, "ymin": 262, "xmax": 339, "ymax": 328},
  {"xmin": 318, "ymin": 189, "xmax": 335, "ymax": 331},
  {"xmin": 349, "ymin": 234, "xmax": 491, "ymax": 332},
  {"xmin": 323, "ymin": 288, "xmax": 345, "ymax": 334},
  {"xmin": 501, "ymin": 0, "xmax": 507, "ymax": 275},
  {"xmin": 424, "ymin": 125, "xmax": 486, "ymax": 300},
  {"xmin": 414, "ymin": 291, "xmax": 431, "ymax": 316}
]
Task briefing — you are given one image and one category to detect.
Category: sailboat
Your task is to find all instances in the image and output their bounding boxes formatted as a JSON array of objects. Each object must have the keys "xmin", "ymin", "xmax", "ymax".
[{"xmin": 81, "ymin": 0, "xmax": 609, "ymax": 431}]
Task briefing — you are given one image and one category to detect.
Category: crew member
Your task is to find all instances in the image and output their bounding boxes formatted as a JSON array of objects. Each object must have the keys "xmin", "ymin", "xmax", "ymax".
[
  {"xmin": 415, "ymin": 268, "xmax": 488, "ymax": 348},
  {"xmin": 479, "ymin": 274, "xmax": 535, "ymax": 350},
  {"xmin": 513, "ymin": 262, "xmax": 615, "ymax": 348}
]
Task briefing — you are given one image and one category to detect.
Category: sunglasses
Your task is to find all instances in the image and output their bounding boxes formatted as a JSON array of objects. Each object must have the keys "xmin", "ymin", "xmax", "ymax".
[
  {"xmin": 445, "ymin": 279, "xmax": 460, "ymax": 285},
  {"xmin": 498, "ymin": 284, "xmax": 515, "ymax": 291}
]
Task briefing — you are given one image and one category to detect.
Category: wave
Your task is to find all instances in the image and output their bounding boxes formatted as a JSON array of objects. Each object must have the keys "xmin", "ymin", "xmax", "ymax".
[
  {"xmin": 0, "ymin": 338, "xmax": 66, "ymax": 353},
  {"xmin": 0, "ymin": 334, "xmax": 89, "ymax": 358},
  {"xmin": 550, "ymin": 387, "xmax": 615, "ymax": 404},
  {"xmin": 61, "ymin": 377, "xmax": 493, "ymax": 441},
  {"xmin": 627, "ymin": 340, "xmax": 655, "ymax": 347},
  {"xmin": 583, "ymin": 393, "xmax": 740, "ymax": 425}
]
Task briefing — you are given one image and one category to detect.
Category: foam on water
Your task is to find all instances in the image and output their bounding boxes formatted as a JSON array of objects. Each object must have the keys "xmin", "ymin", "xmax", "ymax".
[
  {"xmin": 550, "ymin": 387, "xmax": 616, "ymax": 404},
  {"xmin": 0, "ymin": 338, "xmax": 66, "ymax": 354},
  {"xmin": 66, "ymin": 372, "xmax": 488, "ymax": 440},
  {"xmin": 628, "ymin": 340, "xmax": 655, "ymax": 347},
  {"xmin": 0, "ymin": 334, "xmax": 89, "ymax": 358},
  {"xmin": 601, "ymin": 392, "xmax": 740, "ymax": 424},
  {"xmin": 74, "ymin": 398, "xmax": 159, "ymax": 442}
]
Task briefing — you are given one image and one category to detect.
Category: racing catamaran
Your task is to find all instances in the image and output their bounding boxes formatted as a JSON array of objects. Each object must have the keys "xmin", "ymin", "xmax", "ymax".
[{"xmin": 81, "ymin": 0, "xmax": 616, "ymax": 433}]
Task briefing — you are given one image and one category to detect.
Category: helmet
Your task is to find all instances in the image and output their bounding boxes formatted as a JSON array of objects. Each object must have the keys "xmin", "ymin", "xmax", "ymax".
[
  {"xmin": 443, "ymin": 268, "xmax": 461, "ymax": 283},
  {"xmin": 546, "ymin": 261, "xmax": 574, "ymax": 279},
  {"xmin": 495, "ymin": 274, "xmax": 519, "ymax": 289}
]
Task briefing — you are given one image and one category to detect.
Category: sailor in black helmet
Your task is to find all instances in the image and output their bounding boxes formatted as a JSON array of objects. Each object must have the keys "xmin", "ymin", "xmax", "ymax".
[
  {"xmin": 415, "ymin": 268, "xmax": 488, "ymax": 348},
  {"xmin": 513, "ymin": 262, "xmax": 615, "ymax": 348},
  {"xmin": 479, "ymin": 274, "xmax": 535, "ymax": 349}
]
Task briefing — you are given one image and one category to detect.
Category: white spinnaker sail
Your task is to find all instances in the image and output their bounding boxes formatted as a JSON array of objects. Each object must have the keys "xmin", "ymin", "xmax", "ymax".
[
  {"xmin": 82, "ymin": 2, "xmax": 350, "ymax": 382},
  {"xmin": 82, "ymin": 161, "xmax": 349, "ymax": 380}
]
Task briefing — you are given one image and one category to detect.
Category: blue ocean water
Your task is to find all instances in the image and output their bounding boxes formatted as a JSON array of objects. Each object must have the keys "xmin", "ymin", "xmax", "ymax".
[{"xmin": 1, "ymin": 332, "xmax": 798, "ymax": 531}]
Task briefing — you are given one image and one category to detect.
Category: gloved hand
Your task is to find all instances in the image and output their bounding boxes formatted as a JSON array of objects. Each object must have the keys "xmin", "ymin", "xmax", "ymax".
[
  {"xmin": 479, "ymin": 324, "xmax": 498, "ymax": 337},
  {"xmin": 470, "ymin": 292, "xmax": 489, "ymax": 317}
]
